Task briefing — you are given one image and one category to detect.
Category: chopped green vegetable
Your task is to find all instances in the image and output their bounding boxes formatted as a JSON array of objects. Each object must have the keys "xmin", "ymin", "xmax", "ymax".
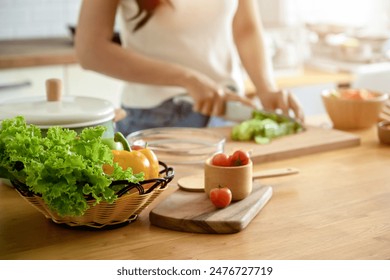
[
  {"xmin": 0, "ymin": 116, "xmax": 144, "ymax": 217},
  {"xmin": 231, "ymin": 110, "xmax": 304, "ymax": 144},
  {"xmin": 254, "ymin": 135, "xmax": 271, "ymax": 145}
]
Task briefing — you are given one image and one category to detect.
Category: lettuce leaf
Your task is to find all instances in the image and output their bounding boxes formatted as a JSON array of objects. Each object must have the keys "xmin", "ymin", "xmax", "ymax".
[{"xmin": 0, "ymin": 116, "xmax": 144, "ymax": 217}]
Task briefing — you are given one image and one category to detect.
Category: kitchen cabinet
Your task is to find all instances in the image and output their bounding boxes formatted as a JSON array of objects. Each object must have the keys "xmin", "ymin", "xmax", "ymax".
[{"xmin": 0, "ymin": 65, "xmax": 64, "ymax": 103}]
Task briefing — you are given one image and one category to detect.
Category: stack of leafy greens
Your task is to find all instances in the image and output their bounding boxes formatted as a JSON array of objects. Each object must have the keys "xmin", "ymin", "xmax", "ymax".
[
  {"xmin": 0, "ymin": 116, "xmax": 144, "ymax": 217},
  {"xmin": 231, "ymin": 110, "xmax": 304, "ymax": 144}
]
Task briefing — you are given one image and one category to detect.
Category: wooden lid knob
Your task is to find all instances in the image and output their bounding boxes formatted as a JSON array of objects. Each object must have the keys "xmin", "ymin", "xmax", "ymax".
[{"xmin": 46, "ymin": 78, "xmax": 62, "ymax": 102}]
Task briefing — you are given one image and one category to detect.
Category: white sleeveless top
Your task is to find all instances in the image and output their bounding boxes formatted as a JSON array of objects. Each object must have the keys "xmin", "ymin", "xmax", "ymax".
[{"xmin": 118, "ymin": 0, "xmax": 245, "ymax": 108}]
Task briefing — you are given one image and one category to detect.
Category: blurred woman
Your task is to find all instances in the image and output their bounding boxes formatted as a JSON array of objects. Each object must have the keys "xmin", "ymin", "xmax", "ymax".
[{"xmin": 75, "ymin": 0, "xmax": 304, "ymax": 135}]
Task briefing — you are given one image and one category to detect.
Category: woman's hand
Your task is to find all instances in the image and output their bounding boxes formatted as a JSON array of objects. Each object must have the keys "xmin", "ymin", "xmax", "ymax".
[
  {"xmin": 181, "ymin": 71, "xmax": 255, "ymax": 117},
  {"xmin": 257, "ymin": 90, "xmax": 305, "ymax": 122}
]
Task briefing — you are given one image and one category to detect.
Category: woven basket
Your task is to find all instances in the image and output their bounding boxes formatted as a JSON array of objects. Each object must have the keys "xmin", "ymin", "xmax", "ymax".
[{"xmin": 12, "ymin": 161, "xmax": 174, "ymax": 229}]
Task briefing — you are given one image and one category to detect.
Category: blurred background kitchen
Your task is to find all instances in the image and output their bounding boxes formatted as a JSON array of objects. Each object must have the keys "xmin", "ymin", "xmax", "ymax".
[{"xmin": 1, "ymin": 0, "xmax": 390, "ymax": 116}]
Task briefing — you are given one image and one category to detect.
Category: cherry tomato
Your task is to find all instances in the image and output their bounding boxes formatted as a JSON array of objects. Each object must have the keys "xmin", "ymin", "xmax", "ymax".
[
  {"xmin": 211, "ymin": 153, "xmax": 231, "ymax": 166},
  {"xmin": 210, "ymin": 186, "xmax": 232, "ymax": 208},
  {"xmin": 230, "ymin": 150, "xmax": 250, "ymax": 166}
]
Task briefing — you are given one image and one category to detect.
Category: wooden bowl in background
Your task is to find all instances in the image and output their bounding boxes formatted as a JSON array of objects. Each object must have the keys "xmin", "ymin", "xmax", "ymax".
[{"xmin": 321, "ymin": 88, "xmax": 388, "ymax": 129}]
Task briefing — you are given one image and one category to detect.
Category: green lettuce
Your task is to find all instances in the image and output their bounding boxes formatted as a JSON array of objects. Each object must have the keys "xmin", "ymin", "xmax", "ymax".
[{"xmin": 0, "ymin": 116, "xmax": 144, "ymax": 217}]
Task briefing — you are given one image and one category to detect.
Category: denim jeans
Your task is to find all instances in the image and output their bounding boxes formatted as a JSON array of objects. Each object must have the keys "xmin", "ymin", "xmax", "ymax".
[{"xmin": 116, "ymin": 97, "xmax": 210, "ymax": 136}]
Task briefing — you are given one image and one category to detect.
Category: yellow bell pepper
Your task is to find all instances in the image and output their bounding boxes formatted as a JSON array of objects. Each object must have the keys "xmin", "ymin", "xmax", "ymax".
[
  {"xmin": 131, "ymin": 145, "xmax": 160, "ymax": 179},
  {"xmin": 102, "ymin": 132, "xmax": 159, "ymax": 181},
  {"xmin": 103, "ymin": 149, "xmax": 151, "ymax": 179}
]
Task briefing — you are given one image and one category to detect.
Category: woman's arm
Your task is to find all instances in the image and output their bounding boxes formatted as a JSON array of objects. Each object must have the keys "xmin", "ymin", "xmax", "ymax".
[
  {"xmin": 75, "ymin": 0, "xmax": 252, "ymax": 116},
  {"xmin": 75, "ymin": 0, "xmax": 188, "ymax": 87},
  {"xmin": 233, "ymin": 0, "xmax": 304, "ymax": 121}
]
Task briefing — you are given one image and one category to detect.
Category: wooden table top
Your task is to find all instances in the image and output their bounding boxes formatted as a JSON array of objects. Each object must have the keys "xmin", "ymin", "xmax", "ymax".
[{"xmin": 1, "ymin": 116, "xmax": 389, "ymax": 260}]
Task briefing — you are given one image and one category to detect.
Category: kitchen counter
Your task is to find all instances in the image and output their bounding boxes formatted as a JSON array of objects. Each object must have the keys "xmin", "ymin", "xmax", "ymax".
[
  {"xmin": 0, "ymin": 38, "xmax": 354, "ymax": 88},
  {"xmin": 0, "ymin": 37, "xmax": 77, "ymax": 69},
  {"xmin": 1, "ymin": 116, "xmax": 389, "ymax": 260}
]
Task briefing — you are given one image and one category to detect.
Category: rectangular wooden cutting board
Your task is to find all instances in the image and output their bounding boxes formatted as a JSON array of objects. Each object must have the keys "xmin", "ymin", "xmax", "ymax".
[
  {"xmin": 149, "ymin": 183, "xmax": 272, "ymax": 234},
  {"xmin": 215, "ymin": 125, "xmax": 361, "ymax": 164}
]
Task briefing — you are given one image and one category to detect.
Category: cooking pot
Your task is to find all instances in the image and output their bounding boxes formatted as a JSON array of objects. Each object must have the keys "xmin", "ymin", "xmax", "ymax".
[{"xmin": 0, "ymin": 79, "xmax": 117, "ymax": 137}]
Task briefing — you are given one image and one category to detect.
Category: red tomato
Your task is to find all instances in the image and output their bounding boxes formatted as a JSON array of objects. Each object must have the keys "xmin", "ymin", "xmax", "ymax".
[
  {"xmin": 211, "ymin": 153, "xmax": 231, "ymax": 166},
  {"xmin": 210, "ymin": 186, "xmax": 232, "ymax": 208},
  {"xmin": 229, "ymin": 150, "xmax": 250, "ymax": 166},
  {"xmin": 131, "ymin": 145, "xmax": 145, "ymax": 150}
]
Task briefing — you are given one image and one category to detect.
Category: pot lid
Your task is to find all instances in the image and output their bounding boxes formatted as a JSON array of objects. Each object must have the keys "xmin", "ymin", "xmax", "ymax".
[{"xmin": 0, "ymin": 79, "xmax": 115, "ymax": 128}]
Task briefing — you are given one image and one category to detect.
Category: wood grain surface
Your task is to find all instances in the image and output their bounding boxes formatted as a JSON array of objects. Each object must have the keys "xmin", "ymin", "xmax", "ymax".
[
  {"xmin": 1, "ymin": 117, "xmax": 390, "ymax": 260},
  {"xmin": 217, "ymin": 125, "xmax": 361, "ymax": 164},
  {"xmin": 149, "ymin": 183, "xmax": 273, "ymax": 234}
]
